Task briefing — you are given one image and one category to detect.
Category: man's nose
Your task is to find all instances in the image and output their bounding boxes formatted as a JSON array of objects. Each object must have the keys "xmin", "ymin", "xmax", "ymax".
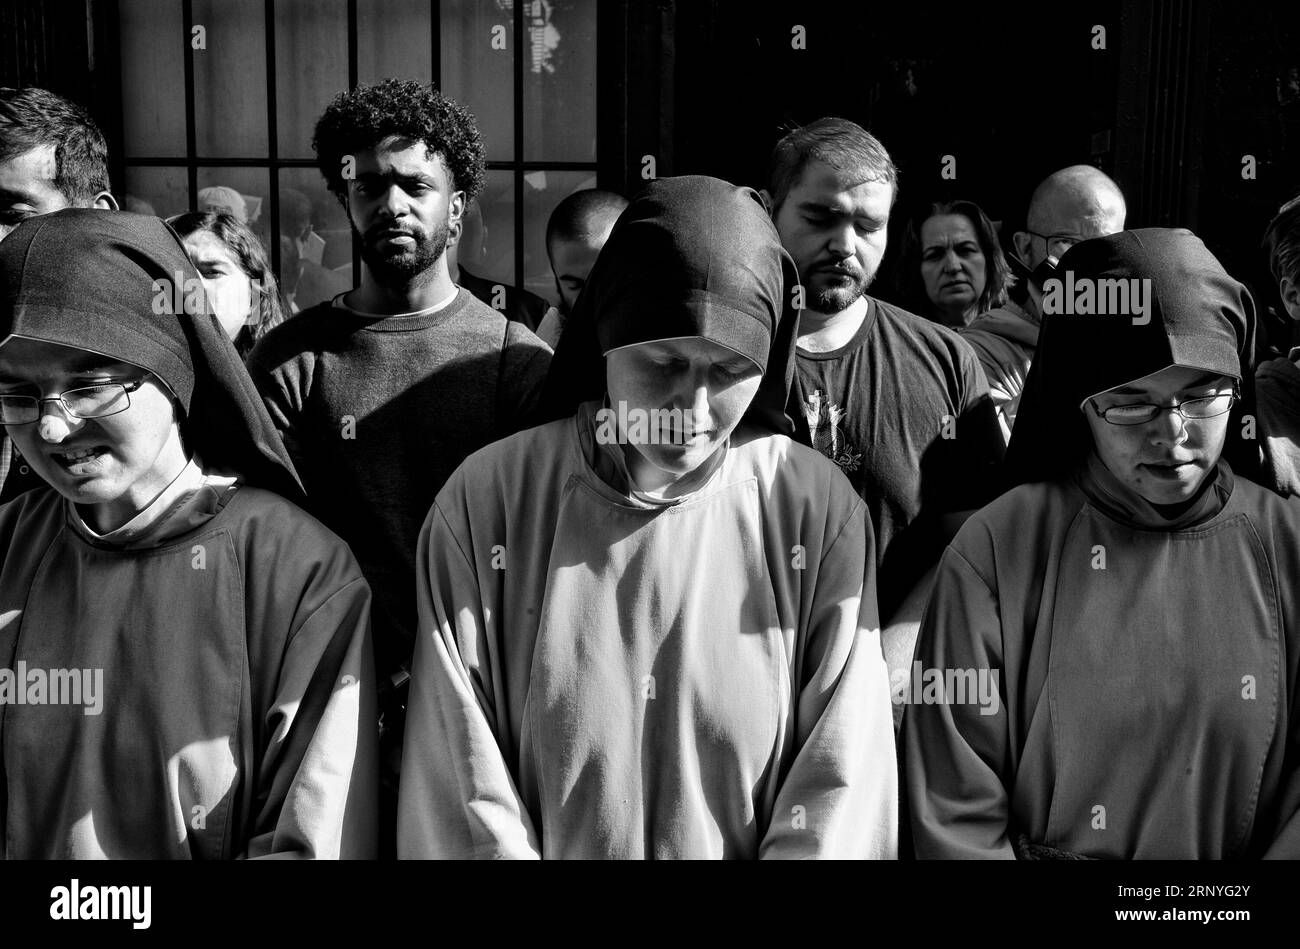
[
  {"xmin": 827, "ymin": 221, "xmax": 856, "ymax": 256},
  {"xmin": 377, "ymin": 185, "xmax": 410, "ymax": 218}
]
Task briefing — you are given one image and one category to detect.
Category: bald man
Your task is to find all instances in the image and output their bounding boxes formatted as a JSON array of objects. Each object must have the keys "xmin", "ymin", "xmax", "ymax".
[
  {"xmin": 539, "ymin": 188, "xmax": 628, "ymax": 347},
  {"xmin": 962, "ymin": 165, "xmax": 1126, "ymax": 439}
]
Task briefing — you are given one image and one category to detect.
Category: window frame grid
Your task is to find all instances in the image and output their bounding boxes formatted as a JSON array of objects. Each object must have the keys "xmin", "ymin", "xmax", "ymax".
[{"xmin": 123, "ymin": 0, "xmax": 600, "ymax": 295}]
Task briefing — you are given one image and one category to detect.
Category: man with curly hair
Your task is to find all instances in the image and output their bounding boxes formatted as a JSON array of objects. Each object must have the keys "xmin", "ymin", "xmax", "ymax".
[{"xmin": 247, "ymin": 80, "xmax": 552, "ymax": 847}]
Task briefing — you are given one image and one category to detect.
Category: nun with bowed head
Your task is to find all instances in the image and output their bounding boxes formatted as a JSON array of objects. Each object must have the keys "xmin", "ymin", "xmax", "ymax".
[
  {"xmin": 904, "ymin": 228, "xmax": 1300, "ymax": 859},
  {"xmin": 398, "ymin": 176, "xmax": 898, "ymax": 859},
  {"xmin": 0, "ymin": 209, "xmax": 377, "ymax": 859}
]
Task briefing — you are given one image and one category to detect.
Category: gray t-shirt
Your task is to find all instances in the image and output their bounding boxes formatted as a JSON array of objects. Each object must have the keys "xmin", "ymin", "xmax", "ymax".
[{"xmin": 794, "ymin": 296, "xmax": 1005, "ymax": 619}]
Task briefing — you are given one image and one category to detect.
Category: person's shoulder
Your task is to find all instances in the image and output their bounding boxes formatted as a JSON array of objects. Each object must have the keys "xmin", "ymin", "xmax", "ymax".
[
  {"xmin": 246, "ymin": 299, "xmax": 350, "ymax": 371},
  {"xmin": 952, "ymin": 478, "xmax": 1081, "ymax": 553},
  {"xmin": 445, "ymin": 416, "xmax": 575, "ymax": 493},
  {"xmin": 445, "ymin": 288, "xmax": 551, "ymax": 358},
  {"xmin": 219, "ymin": 484, "xmax": 363, "ymax": 573},
  {"xmin": 979, "ymin": 479, "xmax": 1074, "ymax": 518},
  {"xmin": 730, "ymin": 427, "xmax": 864, "ymax": 512},
  {"xmin": 870, "ymin": 296, "xmax": 953, "ymax": 338},
  {"xmin": 219, "ymin": 483, "xmax": 334, "ymax": 535},
  {"xmin": 502, "ymin": 313, "xmax": 552, "ymax": 353},
  {"xmin": 733, "ymin": 425, "xmax": 840, "ymax": 470},
  {"xmin": 427, "ymin": 417, "xmax": 577, "ymax": 537},
  {"xmin": 0, "ymin": 485, "xmax": 63, "ymax": 536},
  {"xmin": 448, "ymin": 286, "xmax": 510, "ymax": 329},
  {"xmin": 963, "ymin": 302, "xmax": 1037, "ymax": 347},
  {"xmin": 868, "ymin": 296, "xmax": 979, "ymax": 362},
  {"xmin": 1229, "ymin": 468, "xmax": 1300, "ymax": 516},
  {"xmin": 1256, "ymin": 355, "xmax": 1300, "ymax": 389},
  {"xmin": 1255, "ymin": 357, "xmax": 1299, "ymax": 425}
]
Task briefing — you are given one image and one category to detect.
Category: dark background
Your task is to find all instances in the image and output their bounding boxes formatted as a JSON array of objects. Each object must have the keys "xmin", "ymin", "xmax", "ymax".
[{"xmin": 5, "ymin": 0, "xmax": 1300, "ymax": 347}]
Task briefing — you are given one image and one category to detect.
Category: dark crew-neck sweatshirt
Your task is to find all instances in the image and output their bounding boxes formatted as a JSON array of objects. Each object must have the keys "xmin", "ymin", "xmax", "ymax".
[{"xmin": 247, "ymin": 289, "xmax": 552, "ymax": 676}]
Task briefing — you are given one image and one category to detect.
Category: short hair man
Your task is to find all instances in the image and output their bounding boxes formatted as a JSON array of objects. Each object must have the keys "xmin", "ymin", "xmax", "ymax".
[
  {"xmin": 0, "ymin": 86, "xmax": 118, "ymax": 503},
  {"xmin": 537, "ymin": 188, "xmax": 628, "ymax": 348},
  {"xmin": 762, "ymin": 118, "xmax": 1004, "ymax": 726},
  {"xmin": 446, "ymin": 198, "xmax": 551, "ymax": 332},
  {"xmin": 963, "ymin": 165, "xmax": 1127, "ymax": 438},
  {"xmin": 246, "ymin": 80, "xmax": 552, "ymax": 830},
  {"xmin": 547, "ymin": 189, "xmax": 627, "ymax": 304}
]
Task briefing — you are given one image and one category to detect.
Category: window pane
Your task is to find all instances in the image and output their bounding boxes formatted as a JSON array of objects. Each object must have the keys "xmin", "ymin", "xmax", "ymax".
[
  {"xmin": 523, "ymin": 0, "xmax": 596, "ymax": 162},
  {"xmin": 523, "ymin": 170, "xmax": 595, "ymax": 303},
  {"xmin": 440, "ymin": 0, "xmax": 514, "ymax": 161},
  {"xmin": 120, "ymin": 0, "xmax": 185, "ymax": 157},
  {"xmin": 358, "ymin": 0, "xmax": 432, "ymax": 85},
  {"xmin": 275, "ymin": 0, "xmax": 348, "ymax": 159},
  {"xmin": 462, "ymin": 169, "xmax": 515, "ymax": 285},
  {"xmin": 195, "ymin": 167, "xmax": 272, "ymax": 259},
  {"xmin": 122, "ymin": 166, "xmax": 189, "ymax": 219},
  {"xmin": 192, "ymin": 0, "xmax": 269, "ymax": 157},
  {"xmin": 278, "ymin": 167, "xmax": 355, "ymax": 312}
]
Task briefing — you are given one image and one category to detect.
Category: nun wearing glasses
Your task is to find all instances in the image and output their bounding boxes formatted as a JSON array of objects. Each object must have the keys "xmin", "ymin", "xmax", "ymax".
[
  {"xmin": 904, "ymin": 228, "xmax": 1300, "ymax": 859},
  {"xmin": 0, "ymin": 210, "xmax": 377, "ymax": 859}
]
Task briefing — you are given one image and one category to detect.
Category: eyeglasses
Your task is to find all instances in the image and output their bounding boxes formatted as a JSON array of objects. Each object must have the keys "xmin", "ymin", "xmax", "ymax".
[
  {"xmin": 1025, "ymin": 230, "xmax": 1083, "ymax": 261},
  {"xmin": 1085, "ymin": 388, "xmax": 1239, "ymax": 426},
  {"xmin": 0, "ymin": 379, "xmax": 148, "ymax": 425}
]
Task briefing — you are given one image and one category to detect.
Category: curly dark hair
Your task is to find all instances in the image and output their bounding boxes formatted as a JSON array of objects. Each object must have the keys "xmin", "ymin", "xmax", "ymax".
[{"xmin": 312, "ymin": 78, "xmax": 486, "ymax": 205}]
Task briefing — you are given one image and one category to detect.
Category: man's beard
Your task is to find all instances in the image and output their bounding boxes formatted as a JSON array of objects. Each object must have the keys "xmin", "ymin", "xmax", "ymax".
[
  {"xmin": 808, "ymin": 265, "xmax": 874, "ymax": 314},
  {"xmin": 357, "ymin": 217, "xmax": 450, "ymax": 287}
]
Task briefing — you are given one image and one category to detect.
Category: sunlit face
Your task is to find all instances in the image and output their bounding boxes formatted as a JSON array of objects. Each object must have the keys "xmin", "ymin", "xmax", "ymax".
[
  {"xmin": 604, "ymin": 337, "xmax": 763, "ymax": 495},
  {"xmin": 549, "ymin": 233, "xmax": 606, "ymax": 316},
  {"xmin": 770, "ymin": 160, "xmax": 893, "ymax": 314},
  {"xmin": 182, "ymin": 231, "xmax": 254, "ymax": 340},
  {"xmin": 0, "ymin": 337, "xmax": 187, "ymax": 532},
  {"xmin": 1083, "ymin": 364, "xmax": 1235, "ymax": 505},
  {"xmin": 919, "ymin": 213, "xmax": 987, "ymax": 326},
  {"xmin": 0, "ymin": 145, "xmax": 75, "ymax": 242},
  {"xmin": 347, "ymin": 136, "xmax": 464, "ymax": 286}
]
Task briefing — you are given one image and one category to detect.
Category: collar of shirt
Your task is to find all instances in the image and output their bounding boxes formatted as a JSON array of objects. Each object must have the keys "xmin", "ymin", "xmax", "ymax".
[
  {"xmin": 333, "ymin": 286, "xmax": 459, "ymax": 319},
  {"xmin": 67, "ymin": 453, "xmax": 241, "ymax": 549},
  {"xmin": 1075, "ymin": 449, "xmax": 1231, "ymax": 532},
  {"xmin": 579, "ymin": 398, "xmax": 729, "ymax": 508}
]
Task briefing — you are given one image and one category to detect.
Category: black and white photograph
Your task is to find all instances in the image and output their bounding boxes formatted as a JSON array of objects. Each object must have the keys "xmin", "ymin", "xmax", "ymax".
[{"xmin": 0, "ymin": 0, "xmax": 1297, "ymax": 931}]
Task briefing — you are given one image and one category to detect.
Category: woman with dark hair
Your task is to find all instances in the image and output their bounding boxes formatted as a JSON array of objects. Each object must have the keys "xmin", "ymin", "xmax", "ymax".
[
  {"xmin": 398, "ymin": 176, "xmax": 898, "ymax": 859},
  {"xmin": 1256, "ymin": 192, "xmax": 1300, "ymax": 496},
  {"xmin": 168, "ymin": 210, "xmax": 289, "ymax": 359},
  {"xmin": 0, "ymin": 209, "xmax": 376, "ymax": 858},
  {"xmin": 904, "ymin": 228, "xmax": 1300, "ymax": 859},
  {"xmin": 902, "ymin": 199, "xmax": 1014, "ymax": 328}
]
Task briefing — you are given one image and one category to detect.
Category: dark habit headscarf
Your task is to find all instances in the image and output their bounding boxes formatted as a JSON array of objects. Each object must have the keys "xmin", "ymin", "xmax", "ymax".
[
  {"xmin": 536, "ymin": 175, "xmax": 806, "ymax": 439},
  {"xmin": 0, "ymin": 208, "xmax": 303, "ymax": 502},
  {"xmin": 1004, "ymin": 227, "xmax": 1259, "ymax": 488}
]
